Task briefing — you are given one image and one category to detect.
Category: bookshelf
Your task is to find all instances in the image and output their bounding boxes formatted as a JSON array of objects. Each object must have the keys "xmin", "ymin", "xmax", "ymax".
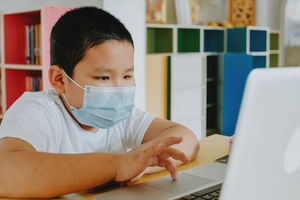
[
  {"xmin": 0, "ymin": 6, "xmax": 72, "ymax": 115},
  {"xmin": 145, "ymin": 24, "xmax": 226, "ymax": 139},
  {"xmin": 145, "ymin": 24, "xmax": 281, "ymax": 138}
]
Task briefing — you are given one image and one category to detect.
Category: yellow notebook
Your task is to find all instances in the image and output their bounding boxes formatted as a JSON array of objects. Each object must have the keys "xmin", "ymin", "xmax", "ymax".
[{"xmin": 134, "ymin": 134, "xmax": 229, "ymax": 184}]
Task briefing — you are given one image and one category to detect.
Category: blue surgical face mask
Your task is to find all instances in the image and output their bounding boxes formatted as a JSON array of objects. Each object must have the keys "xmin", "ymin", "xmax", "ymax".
[{"xmin": 61, "ymin": 71, "xmax": 135, "ymax": 129}]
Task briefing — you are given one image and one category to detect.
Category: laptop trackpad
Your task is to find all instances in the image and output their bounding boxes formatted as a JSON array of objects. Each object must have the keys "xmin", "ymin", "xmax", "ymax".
[
  {"xmin": 93, "ymin": 184, "xmax": 174, "ymax": 200},
  {"xmin": 144, "ymin": 172, "xmax": 214, "ymax": 195},
  {"xmin": 184, "ymin": 162, "xmax": 227, "ymax": 181}
]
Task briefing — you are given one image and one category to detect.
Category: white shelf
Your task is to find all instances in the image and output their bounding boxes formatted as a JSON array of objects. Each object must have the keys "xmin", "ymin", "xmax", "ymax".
[
  {"xmin": 3, "ymin": 64, "xmax": 43, "ymax": 70},
  {"xmin": 204, "ymin": 52, "xmax": 223, "ymax": 56},
  {"xmin": 146, "ymin": 23, "xmax": 226, "ymax": 30},
  {"xmin": 248, "ymin": 52, "xmax": 269, "ymax": 56},
  {"xmin": 146, "ymin": 24, "xmax": 175, "ymax": 29},
  {"xmin": 146, "ymin": 53, "xmax": 173, "ymax": 56},
  {"xmin": 270, "ymin": 50, "xmax": 280, "ymax": 54}
]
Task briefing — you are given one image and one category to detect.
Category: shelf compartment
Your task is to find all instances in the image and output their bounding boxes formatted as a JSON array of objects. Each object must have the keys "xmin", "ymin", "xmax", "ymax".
[
  {"xmin": 4, "ymin": 10, "xmax": 41, "ymax": 64},
  {"xmin": 253, "ymin": 55, "xmax": 267, "ymax": 68},
  {"xmin": 5, "ymin": 69, "xmax": 41, "ymax": 109},
  {"xmin": 206, "ymin": 105, "xmax": 218, "ymax": 132},
  {"xmin": 250, "ymin": 29, "xmax": 267, "ymax": 52},
  {"xmin": 207, "ymin": 55, "xmax": 219, "ymax": 79},
  {"xmin": 226, "ymin": 27, "xmax": 247, "ymax": 52},
  {"xmin": 177, "ymin": 28, "xmax": 200, "ymax": 53},
  {"xmin": 147, "ymin": 27, "xmax": 173, "ymax": 54},
  {"xmin": 207, "ymin": 81, "xmax": 218, "ymax": 105},
  {"xmin": 221, "ymin": 53, "xmax": 253, "ymax": 136},
  {"xmin": 204, "ymin": 29, "xmax": 224, "ymax": 52},
  {"xmin": 269, "ymin": 53, "xmax": 279, "ymax": 68},
  {"xmin": 227, "ymin": 27, "xmax": 268, "ymax": 53},
  {"xmin": 270, "ymin": 32, "xmax": 279, "ymax": 50}
]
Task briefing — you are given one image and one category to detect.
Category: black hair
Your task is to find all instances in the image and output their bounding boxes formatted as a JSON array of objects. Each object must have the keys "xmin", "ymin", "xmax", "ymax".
[{"xmin": 50, "ymin": 7, "xmax": 134, "ymax": 77}]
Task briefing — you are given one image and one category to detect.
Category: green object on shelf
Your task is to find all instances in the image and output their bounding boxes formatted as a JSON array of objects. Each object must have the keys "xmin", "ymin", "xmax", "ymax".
[
  {"xmin": 177, "ymin": 28, "xmax": 200, "ymax": 52},
  {"xmin": 270, "ymin": 33, "xmax": 279, "ymax": 50},
  {"xmin": 270, "ymin": 53, "xmax": 279, "ymax": 67},
  {"xmin": 147, "ymin": 28, "xmax": 173, "ymax": 54}
]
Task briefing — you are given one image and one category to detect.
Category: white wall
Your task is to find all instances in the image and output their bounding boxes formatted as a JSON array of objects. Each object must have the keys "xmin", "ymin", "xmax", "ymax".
[
  {"xmin": 0, "ymin": 0, "xmax": 101, "ymax": 12},
  {"xmin": 256, "ymin": 0, "xmax": 283, "ymax": 29},
  {"xmin": 195, "ymin": 0, "xmax": 227, "ymax": 25}
]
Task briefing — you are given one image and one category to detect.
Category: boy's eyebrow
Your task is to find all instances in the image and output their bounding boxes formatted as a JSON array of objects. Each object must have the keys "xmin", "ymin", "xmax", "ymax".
[
  {"xmin": 92, "ymin": 66, "xmax": 134, "ymax": 73},
  {"xmin": 126, "ymin": 66, "xmax": 135, "ymax": 72}
]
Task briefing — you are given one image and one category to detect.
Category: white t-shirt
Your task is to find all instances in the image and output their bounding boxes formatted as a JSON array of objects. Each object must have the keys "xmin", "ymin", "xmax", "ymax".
[{"xmin": 0, "ymin": 90, "xmax": 155, "ymax": 154}]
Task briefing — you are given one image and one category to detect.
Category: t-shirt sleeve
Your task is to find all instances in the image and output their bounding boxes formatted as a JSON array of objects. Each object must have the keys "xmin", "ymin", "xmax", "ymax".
[
  {"xmin": 124, "ymin": 106, "xmax": 155, "ymax": 149},
  {"xmin": 0, "ymin": 99, "xmax": 55, "ymax": 152}
]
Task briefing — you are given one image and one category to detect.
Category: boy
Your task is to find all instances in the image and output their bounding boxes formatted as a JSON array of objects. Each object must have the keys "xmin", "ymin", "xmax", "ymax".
[{"xmin": 0, "ymin": 7, "xmax": 199, "ymax": 198}]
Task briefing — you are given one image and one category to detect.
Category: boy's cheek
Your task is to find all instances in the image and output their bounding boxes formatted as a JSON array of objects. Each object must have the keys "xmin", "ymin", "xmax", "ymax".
[{"xmin": 65, "ymin": 88, "xmax": 85, "ymax": 109}]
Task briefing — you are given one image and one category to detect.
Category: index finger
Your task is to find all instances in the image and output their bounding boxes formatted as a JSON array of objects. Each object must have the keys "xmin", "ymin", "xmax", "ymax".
[{"xmin": 160, "ymin": 136, "xmax": 183, "ymax": 148}]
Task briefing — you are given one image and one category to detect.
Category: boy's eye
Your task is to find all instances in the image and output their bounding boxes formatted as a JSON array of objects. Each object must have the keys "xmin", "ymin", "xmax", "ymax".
[
  {"xmin": 95, "ymin": 76, "xmax": 110, "ymax": 80},
  {"xmin": 124, "ymin": 75, "xmax": 132, "ymax": 79}
]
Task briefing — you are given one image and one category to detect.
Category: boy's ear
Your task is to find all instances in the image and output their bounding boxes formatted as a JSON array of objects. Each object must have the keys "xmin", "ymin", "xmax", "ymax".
[{"xmin": 48, "ymin": 65, "xmax": 66, "ymax": 94}]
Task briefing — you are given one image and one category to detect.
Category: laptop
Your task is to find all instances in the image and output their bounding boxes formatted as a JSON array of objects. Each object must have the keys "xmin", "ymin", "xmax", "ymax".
[{"xmin": 93, "ymin": 67, "xmax": 300, "ymax": 200}]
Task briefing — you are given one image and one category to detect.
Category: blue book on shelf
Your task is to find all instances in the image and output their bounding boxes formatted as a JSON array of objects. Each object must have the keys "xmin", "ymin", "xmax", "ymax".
[
  {"xmin": 222, "ymin": 53, "xmax": 253, "ymax": 136},
  {"xmin": 33, "ymin": 77, "xmax": 38, "ymax": 91},
  {"xmin": 28, "ymin": 25, "xmax": 32, "ymax": 64}
]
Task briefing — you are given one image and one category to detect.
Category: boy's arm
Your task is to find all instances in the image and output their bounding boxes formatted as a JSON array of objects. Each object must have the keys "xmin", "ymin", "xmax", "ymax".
[{"xmin": 0, "ymin": 136, "xmax": 188, "ymax": 198}]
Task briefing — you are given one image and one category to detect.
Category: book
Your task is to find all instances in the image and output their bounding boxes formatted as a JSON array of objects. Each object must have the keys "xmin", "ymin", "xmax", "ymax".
[
  {"xmin": 34, "ymin": 24, "xmax": 39, "ymax": 64},
  {"xmin": 25, "ymin": 25, "xmax": 29, "ymax": 64},
  {"xmin": 25, "ymin": 76, "xmax": 42, "ymax": 91},
  {"xmin": 25, "ymin": 76, "xmax": 33, "ymax": 91},
  {"xmin": 25, "ymin": 24, "xmax": 41, "ymax": 65}
]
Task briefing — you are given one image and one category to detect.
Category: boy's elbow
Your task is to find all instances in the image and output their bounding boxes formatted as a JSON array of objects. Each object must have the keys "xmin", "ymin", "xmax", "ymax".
[
  {"xmin": 190, "ymin": 142, "xmax": 200, "ymax": 161},
  {"xmin": 0, "ymin": 166, "xmax": 9, "ymax": 198}
]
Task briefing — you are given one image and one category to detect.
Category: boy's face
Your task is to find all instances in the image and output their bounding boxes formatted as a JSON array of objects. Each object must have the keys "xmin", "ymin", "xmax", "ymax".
[{"xmin": 62, "ymin": 40, "xmax": 135, "ymax": 110}]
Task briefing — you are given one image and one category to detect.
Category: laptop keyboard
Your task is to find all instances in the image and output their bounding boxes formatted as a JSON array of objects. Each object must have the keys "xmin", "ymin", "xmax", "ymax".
[{"xmin": 177, "ymin": 183, "xmax": 222, "ymax": 200}]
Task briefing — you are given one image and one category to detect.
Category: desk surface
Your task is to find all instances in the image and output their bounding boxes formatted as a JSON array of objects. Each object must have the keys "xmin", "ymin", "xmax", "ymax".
[{"xmin": 2, "ymin": 134, "xmax": 229, "ymax": 200}]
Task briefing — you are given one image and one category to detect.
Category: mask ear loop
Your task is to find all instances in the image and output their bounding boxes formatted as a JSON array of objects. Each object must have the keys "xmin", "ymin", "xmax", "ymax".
[
  {"xmin": 62, "ymin": 69, "xmax": 85, "ymax": 90},
  {"xmin": 61, "ymin": 93, "xmax": 73, "ymax": 109},
  {"xmin": 60, "ymin": 69, "xmax": 85, "ymax": 109}
]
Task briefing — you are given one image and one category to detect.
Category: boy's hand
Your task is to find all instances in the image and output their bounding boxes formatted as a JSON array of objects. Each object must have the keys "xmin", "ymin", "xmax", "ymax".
[{"xmin": 114, "ymin": 136, "xmax": 189, "ymax": 183}]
